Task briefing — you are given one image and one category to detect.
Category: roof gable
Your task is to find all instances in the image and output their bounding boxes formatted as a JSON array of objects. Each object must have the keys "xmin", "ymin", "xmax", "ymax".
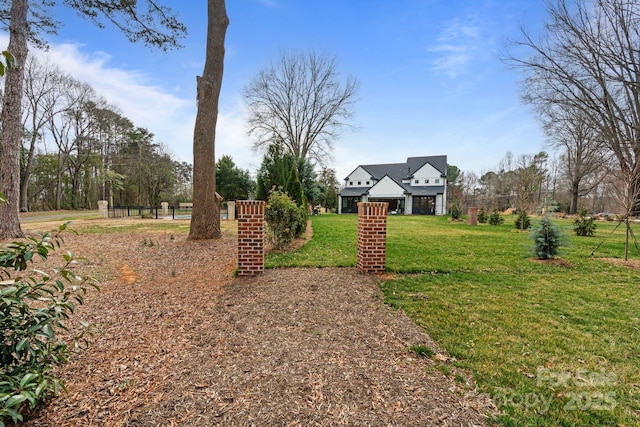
[
  {"xmin": 368, "ymin": 175, "xmax": 405, "ymax": 197},
  {"xmin": 407, "ymin": 156, "xmax": 447, "ymax": 176},
  {"xmin": 413, "ymin": 162, "xmax": 443, "ymax": 178},
  {"xmin": 351, "ymin": 155, "xmax": 447, "ymax": 183},
  {"xmin": 344, "ymin": 166, "xmax": 372, "ymax": 182}
]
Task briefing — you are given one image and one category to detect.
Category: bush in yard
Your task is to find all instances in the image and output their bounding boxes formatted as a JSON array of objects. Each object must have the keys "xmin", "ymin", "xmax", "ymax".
[
  {"xmin": 477, "ymin": 207, "xmax": 488, "ymax": 224},
  {"xmin": 488, "ymin": 209, "xmax": 504, "ymax": 225},
  {"xmin": 449, "ymin": 199, "xmax": 462, "ymax": 221},
  {"xmin": 530, "ymin": 214, "xmax": 567, "ymax": 260},
  {"xmin": 264, "ymin": 190, "xmax": 308, "ymax": 249},
  {"xmin": 0, "ymin": 221, "xmax": 98, "ymax": 425},
  {"xmin": 515, "ymin": 210, "xmax": 531, "ymax": 230},
  {"xmin": 574, "ymin": 209, "xmax": 596, "ymax": 236}
]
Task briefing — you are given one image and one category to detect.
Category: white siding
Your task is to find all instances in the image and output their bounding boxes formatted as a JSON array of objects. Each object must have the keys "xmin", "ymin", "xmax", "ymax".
[
  {"xmin": 405, "ymin": 195, "xmax": 413, "ymax": 215},
  {"xmin": 368, "ymin": 176, "xmax": 405, "ymax": 198},
  {"xmin": 410, "ymin": 163, "xmax": 444, "ymax": 187},
  {"xmin": 436, "ymin": 194, "xmax": 445, "ymax": 215},
  {"xmin": 345, "ymin": 167, "xmax": 373, "ymax": 187}
]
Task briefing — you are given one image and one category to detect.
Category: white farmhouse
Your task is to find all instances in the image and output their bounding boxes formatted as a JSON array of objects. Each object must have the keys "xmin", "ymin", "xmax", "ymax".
[{"xmin": 339, "ymin": 156, "xmax": 447, "ymax": 215}]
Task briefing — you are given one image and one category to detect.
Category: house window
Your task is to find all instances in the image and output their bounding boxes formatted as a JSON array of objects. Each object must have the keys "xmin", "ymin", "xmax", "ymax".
[
  {"xmin": 425, "ymin": 179, "xmax": 429, "ymax": 184},
  {"xmin": 414, "ymin": 179, "xmax": 419, "ymax": 184},
  {"xmin": 341, "ymin": 196, "xmax": 360, "ymax": 214},
  {"xmin": 435, "ymin": 179, "xmax": 440, "ymax": 184},
  {"xmin": 366, "ymin": 181, "xmax": 370, "ymax": 185},
  {"xmin": 349, "ymin": 181, "xmax": 353, "ymax": 186},
  {"xmin": 357, "ymin": 181, "xmax": 361, "ymax": 185}
]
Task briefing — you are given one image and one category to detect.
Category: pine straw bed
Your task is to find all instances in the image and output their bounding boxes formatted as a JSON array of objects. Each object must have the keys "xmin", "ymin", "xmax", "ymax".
[{"xmin": 12, "ymin": 225, "xmax": 489, "ymax": 426}]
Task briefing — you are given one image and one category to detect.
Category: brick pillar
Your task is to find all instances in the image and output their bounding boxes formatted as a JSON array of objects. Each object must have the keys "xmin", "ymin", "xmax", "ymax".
[
  {"xmin": 467, "ymin": 207, "xmax": 478, "ymax": 226},
  {"xmin": 227, "ymin": 201, "xmax": 236, "ymax": 221},
  {"xmin": 97, "ymin": 200, "xmax": 108, "ymax": 218},
  {"xmin": 357, "ymin": 202, "xmax": 388, "ymax": 273},
  {"xmin": 237, "ymin": 200, "xmax": 265, "ymax": 277}
]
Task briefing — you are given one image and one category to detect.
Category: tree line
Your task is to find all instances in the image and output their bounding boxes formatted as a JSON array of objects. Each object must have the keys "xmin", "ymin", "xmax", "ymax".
[
  {"xmin": 449, "ymin": 149, "xmax": 621, "ymax": 217},
  {"xmin": 0, "ymin": 56, "xmax": 192, "ymax": 211},
  {"xmin": 0, "ymin": 53, "xmax": 345, "ymax": 213},
  {"xmin": 448, "ymin": 0, "xmax": 640, "ymax": 220}
]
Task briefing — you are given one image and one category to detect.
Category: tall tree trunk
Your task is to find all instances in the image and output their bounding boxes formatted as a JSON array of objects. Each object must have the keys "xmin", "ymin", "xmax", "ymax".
[
  {"xmin": 0, "ymin": 0, "xmax": 28, "ymax": 239},
  {"xmin": 20, "ymin": 133, "xmax": 38, "ymax": 212},
  {"xmin": 55, "ymin": 152, "xmax": 64, "ymax": 210},
  {"xmin": 569, "ymin": 180, "xmax": 579, "ymax": 214},
  {"xmin": 188, "ymin": 0, "xmax": 228, "ymax": 240}
]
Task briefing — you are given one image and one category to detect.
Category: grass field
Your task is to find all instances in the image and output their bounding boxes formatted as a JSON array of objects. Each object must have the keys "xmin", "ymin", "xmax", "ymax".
[{"xmin": 267, "ymin": 214, "xmax": 640, "ymax": 426}]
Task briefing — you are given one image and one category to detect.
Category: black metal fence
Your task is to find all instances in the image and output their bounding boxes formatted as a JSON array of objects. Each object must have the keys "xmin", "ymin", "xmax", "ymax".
[{"xmin": 108, "ymin": 204, "xmax": 229, "ymax": 220}]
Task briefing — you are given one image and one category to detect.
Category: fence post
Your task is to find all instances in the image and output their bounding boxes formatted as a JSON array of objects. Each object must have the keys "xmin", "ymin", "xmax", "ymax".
[
  {"xmin": 97, "ymin": 200, "xmax": 108, "ymax": 218},
  {"xmin": 237, "ymin": 200, "xmax": 265, "ymax": 277},
  {"xmin": 468, "ymin": 207, "xmax": 478, "ymax": 226},
  {"xmin": 357, "ymin": 202, "xmax": 388, "ymax": 273},
  {"xmin": 227, "ymin": 201, "xmax": 236, "ymax": 221}
]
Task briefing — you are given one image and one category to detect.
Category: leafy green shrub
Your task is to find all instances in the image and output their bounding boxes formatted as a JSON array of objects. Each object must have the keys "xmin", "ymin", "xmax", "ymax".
[
  {"xmin": 264, "ymin": 190, "xmax": 308, "ymax": 249},
  {"xmin": 477, "ymin": 207, "xmax": 488, "ymax": 224},
  {"xmin": 573, "ymin": 209, "xmax": 596, "ymax": 236},
  {"xmin": 530, "ymin": 215, "xmax": 567, "ymax": 260},
  {"xmin": 515, "ymin": 210, "xmax": 531, "ymax": 230},
  {"xmin": 449, "ymin": 200, "xmax": 462, "ymax": 221},
  {"xmin": 488, "ymin": 209, "xmax": 504, "ymax": 225},
  {"xmin": 0, "ymin": 223, "xmax": 98, "ymax": 425}
]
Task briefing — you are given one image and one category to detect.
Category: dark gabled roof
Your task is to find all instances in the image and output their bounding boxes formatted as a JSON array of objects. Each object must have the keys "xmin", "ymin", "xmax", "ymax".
[
  {"xmin": 406, "ymin": 156, "xmax": 447, "ymax": 178},
  {"xmin": 339, "ymin": 187, "xmax": 370, "ymax": 197},
  {"xmin": 341, "ymin": 156, "xmax": 447, "ymax": 197},
  {"xmin": 356, "ymin": 155, "xmax": 447, "ymax": 182}
]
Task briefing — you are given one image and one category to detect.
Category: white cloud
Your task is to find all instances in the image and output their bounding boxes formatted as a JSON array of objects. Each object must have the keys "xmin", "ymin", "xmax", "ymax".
[
  {"xmin": 215, "ymin": 98, "xmax": 261, "ymax": 174},
  {"xmin": 0, "ymin": 36, "xmax": 258, "ymax": 171},
  {"xmin": 428, "ymin": 18, "xmax": 481, "ymax": 78},
  {"xmin": 34, "ymin": 42, "xmax": 198, "ymax": 161}
]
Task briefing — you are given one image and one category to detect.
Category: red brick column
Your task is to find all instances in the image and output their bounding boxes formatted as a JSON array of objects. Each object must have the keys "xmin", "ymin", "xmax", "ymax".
[
  {"xmin": 237, "ymin": 200, "xmax": 265, "ymax": 277},
  {"xmin": 357, "ymin": 202, "xmax": 388, "ymax": 273},
  {"xmin": 467, "ymin": 207, "xmax": 478, "ymax": 226}
]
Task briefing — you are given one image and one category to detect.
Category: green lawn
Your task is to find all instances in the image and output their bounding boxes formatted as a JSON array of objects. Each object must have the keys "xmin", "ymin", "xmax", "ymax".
[{"xmin": 266, "ymin": 214, "xmax": 640, "ymax": 426}]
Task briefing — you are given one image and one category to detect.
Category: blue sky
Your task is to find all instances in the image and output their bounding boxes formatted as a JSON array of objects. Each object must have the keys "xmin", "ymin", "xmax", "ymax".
[{"xmin": 3, "ymin": 0, "xmax": 548, "ymax": 181}]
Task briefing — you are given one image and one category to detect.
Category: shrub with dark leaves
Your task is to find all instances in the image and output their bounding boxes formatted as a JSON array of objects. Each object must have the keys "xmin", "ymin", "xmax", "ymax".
[{"xmin": 0, "ymin": 221, "xmax": 98, "ymax": 425}]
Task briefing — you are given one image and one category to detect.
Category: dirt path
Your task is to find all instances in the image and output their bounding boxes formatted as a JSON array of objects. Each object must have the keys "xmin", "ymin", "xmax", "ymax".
[{"xmin": 12, "ymin": 226, "xmax": 489, "ymax": 426}]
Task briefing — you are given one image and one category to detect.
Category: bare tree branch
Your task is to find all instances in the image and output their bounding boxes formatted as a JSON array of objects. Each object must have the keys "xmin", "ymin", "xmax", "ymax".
[
  {"xmin": 505, "ymin": 0, "xmax": 640, "ymax": 218},
  {"xmin": 243, "ymin": 50, "xmax": 359, "ymax": 165}
]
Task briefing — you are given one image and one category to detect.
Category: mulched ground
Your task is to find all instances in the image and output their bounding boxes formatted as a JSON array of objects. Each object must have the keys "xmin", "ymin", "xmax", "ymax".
[{"xmin": 9, "ymin": 223, "xmax": 490, "ymax": 426}]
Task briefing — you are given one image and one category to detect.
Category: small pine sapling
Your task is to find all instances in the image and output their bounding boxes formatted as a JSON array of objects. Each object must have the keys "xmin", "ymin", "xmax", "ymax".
[
  {"xmin": 450, "ymin": 200, "xmax": 462, "ymax": 221},
  {"xmin": 530, "ymin": 214, "xmax": 567, "ymax": 260},
  {"xmin": 515, "ymin": 210, "xmax": 531, "ymax": 230},
  {"xmin": 477, "ymin": 207, "xmax": 488, "ymax": 223},
  {"xmin": 573, "ymin": 209, "xmax": 596, "ymax": 236},
  {"xmin": 488, "ymin": 209, "xmax": 504, "ymax": 225}
]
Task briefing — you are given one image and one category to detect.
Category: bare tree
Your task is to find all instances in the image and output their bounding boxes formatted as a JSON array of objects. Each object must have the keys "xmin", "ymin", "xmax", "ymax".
[
  {"xmin": 0, "ymin": 0, "xmax": 186, "ymax": 238},
  {"xmin": 21, "ymin": 57, "xmax": 68, "ymax": 212},
  {"xmin": 243, "ymin": 50, "xmax": 359, "ymax": 165},
  {"xmin": 513, "ymin": 152, "xmax": 548, "ymax": 213},
  {"xmin": 45, "ymin": 77, "xmax": 95, "ymax": 210},
  {"xmin": 188, "ymin": 0, "xmax": 228, "ymax": 241},
  {"xmin": 507, "ymin": 0, "xmax": 640, "ymax": 217},
  {"xmin": 540, "ymin": 105, "xmax": 609, "ymax": 213}
]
